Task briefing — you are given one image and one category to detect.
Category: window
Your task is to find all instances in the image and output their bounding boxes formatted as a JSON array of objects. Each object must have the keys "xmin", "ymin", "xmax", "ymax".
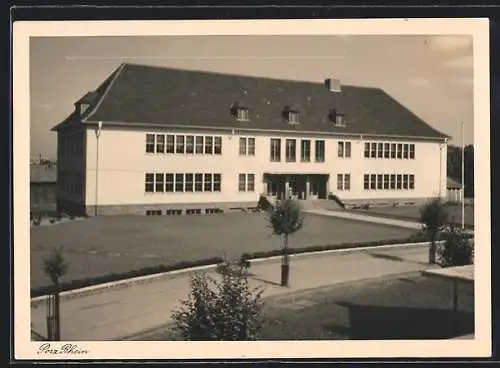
[
  {"xmin": 335, "ymin": 114, "xmax": 345, "ymax": 127},
  {"xmin": 155, "ymin": 173, "xmax": 164, "ymax": 192},
  {"xmin": 195, "ymin": 174, "xmax": 203, "ymax": 192},
  {"xmin": 270, "ymin": 138, "xmax": 281, "ymax": 162},
  {"xmin": 145, "ymin": 173, "xmax": 154, "ymax": 192},
  {"xmin": 345, "ymin": 142, "xmax": 351, "ymax": 158},
  {"xmin": 236, "ymin": 107, "xmax": 249, "ymax": 121},
  {"xmin": 377, "ymin": 174, "xmax": 383, "ymax": 189},
  {"xmin": 146, "ymin": 134, "xmax": 155, "ymax": 153},
  {"xmin": 287, "ymin": 111, "xmax": 300, "ymax": 124},
  {"xmin": 371, "ymin": 142, "xmax": 377, "ymax": 158},
  {"xmin": 315, "ymin": 140, "xmax": 325, "ymax": 162},
  {"xmin": 403, "ymin": 174, "xmax": 409, "ymax": 189},
  {"xmin": 403, "ymin": 144, "xmax": 409, "ymax": 159},
  {"xmin": 364, "ymin": 174, "xmax": 370, "ymax": 190},
  {"xmin": 409, "ymin": 174, "xmax": 415, "ymax": 189},
  {"xmin": 239, "ymin": 137, "xmax": 247, "ymax": 156},
  {"xmin": 286, "ymin": 139, "xmax": 296, "ymax": 162},
  {"xmin": 195, "ymin": 136, "xmax": 204, "ymax": 154},
  {"xmin": 390, "ymin": 174, "xmax": 396, "ymax": 189},
  {"xmin": 186, "ymin": 136, "xmax": 194, "ymax": 154},
  {"xmin": 409, "ymin": 144, "xmax": 415, "ymax": 159},
  {"xmin": 213, "ymin": 174, "xmax": 221, "ymax": 192},
  {"xmin": 337, "ymin": 174, "xmax": 343, "ymax": 190},
  {"xmin": 370, "ymin": 174, "xmax": 376, "ymax": 190},
  {"xmin": 156, "ymin": 135, "xmax": 165, "ymax": 153},
  {"xmin": 248, "ymin": 138, "xmax": 255, "ymax": 155},
  {"xmin": 175, "ymin": 173, "xmax": 184, "ymax": 192},
  {"xmin": 338, "ymin": 142, "xmax": 344, "ymax": 158},
  {"xmin": 301, "ymin": 139, "xmax": 311, "ymax": 162},
  {"xmin": 345, "ymin": 174, "xmax": 351, "ymax": 190},
  {"xmin": 185, "ymin": 173, "xmax": 194, "ymax": 192},
  {"xmin": 390, "ymin": 143, "xmax": 396, "ymax": 158},
  {"xmin": 247, "ymin": 174, "xmax": 255, "ymax": 191},
  {"xmin": 166, "ymin": 135, "xmax": 175, "ymax": 154},
  {"xmin": 384, "ymin": 143, "xmax": 390, "ymax": 158},
  {"xmin": 338, "ymin": 141, "xmax": 351, "ymax": 158},
  {"xmin": 166, "ymin": 174, "xmax": 174, "ymax": 192},
  {"xmin": 204, "ymin": 174, "xmax": 212, "ymax": 192},
  {"xmin": 364, "ymin": 142, "xmax": 370, "ymax": 158},
  {"xmin": 397, "ymin": 144, "xmax": 403, "ymax": 159},
  {"xmin": 383, "ymin": 174, "xmax": 390, "ymax": 189},
  {"xmin": 377, "ymin": 143, "xmax": 383, "ymax": 158},
  {"xmin": 396, "ymin": 174, "xmax": 402, "ymax": 189},
  {"xmin": 238, "ymin": 174, "xmax": 246, "ymax": 192},
  {"xmin": 176, "ymin": 135, "xmax": 185, "ymax": 154},
  {"xmin": 205, "ymin": 136, "xmax": 213, "ymax": 154}
]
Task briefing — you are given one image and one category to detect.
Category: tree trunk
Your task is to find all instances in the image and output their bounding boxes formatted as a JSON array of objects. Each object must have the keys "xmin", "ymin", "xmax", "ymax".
[
  {"xmin": 281, "ymin": 234, "xmax": 290, "ymax": 287},
  {"xmin": 429, "ymin": 238, "xmax": 436, "ymax": 264},
  {"xmin": 54, "ymin": 281, "xmax": 61, "ymax": 341}
]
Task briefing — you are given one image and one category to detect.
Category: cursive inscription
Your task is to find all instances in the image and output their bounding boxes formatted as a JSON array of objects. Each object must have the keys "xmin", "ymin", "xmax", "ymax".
[{"xmin": 37, "ymin": 343, "xmax": 89, "ymax": 355}]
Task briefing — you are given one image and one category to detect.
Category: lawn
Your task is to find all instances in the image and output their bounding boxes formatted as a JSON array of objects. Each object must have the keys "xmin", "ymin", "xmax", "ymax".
[
  {"xmin": 138, "ymin": 272, "xmax": 474, "ymax": 340},
  {"xmin": 355, "ymin": 204, "xmax": 474, "ymax": 228},
  {"xmin": 30, "ymin": 212, "xmax": 417, "ymax": 290}
]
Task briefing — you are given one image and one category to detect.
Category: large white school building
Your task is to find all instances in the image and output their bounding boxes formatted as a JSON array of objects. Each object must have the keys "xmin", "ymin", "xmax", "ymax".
[{"xmin": 52, "ymin": 63, "xmax": 449, "ymax": 216}]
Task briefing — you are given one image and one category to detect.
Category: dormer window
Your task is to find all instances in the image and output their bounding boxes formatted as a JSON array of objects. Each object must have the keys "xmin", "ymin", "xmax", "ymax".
[
  {"xmin": 287, "ymin": 110, "xmax": 300, "ymax": 125},
  {"xmin": 329, "ymin": 109, "xmax": 346, "ymax": 127},
  {"xmin": 231, "ymin": 103, "xmax": 250, "ymax": 122}
]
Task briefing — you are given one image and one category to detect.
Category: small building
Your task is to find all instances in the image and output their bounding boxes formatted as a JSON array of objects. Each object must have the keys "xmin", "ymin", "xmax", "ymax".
[
  {"xmin": 30, "ymin": 163, "xmax": 57, "ymax": 217},
  {"xmin": 446, "ymin": 177, "xmax": 463, "ymax": 203}
]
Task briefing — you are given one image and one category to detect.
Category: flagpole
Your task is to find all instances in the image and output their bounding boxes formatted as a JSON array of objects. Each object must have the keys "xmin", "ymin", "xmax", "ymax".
[{"xmin": 461, "ymin": 121, "xmax": 465, "ymax": 230}]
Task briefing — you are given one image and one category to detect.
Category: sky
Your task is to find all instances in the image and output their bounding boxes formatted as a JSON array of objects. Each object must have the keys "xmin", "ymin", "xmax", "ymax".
[{"xmin": 29, "ymin": 34, "xmax": 474, "ymax": 159}]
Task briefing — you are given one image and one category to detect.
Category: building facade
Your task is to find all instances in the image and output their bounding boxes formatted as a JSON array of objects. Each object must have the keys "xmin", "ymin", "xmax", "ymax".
[{"xmin": 53, "ymin": 63, "xmax": 449, "ymax": 216}]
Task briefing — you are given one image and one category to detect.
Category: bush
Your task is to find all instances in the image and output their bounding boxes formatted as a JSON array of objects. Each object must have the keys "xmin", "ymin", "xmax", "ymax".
[
  {"xmin": 171, "ymin": 267, "xmax": 264, "ymax": 340},
  {"xmin": 32, "ymin": 216, "xmax": 41, "ymax": 226},
  {"xmin": 437, "ymin": 227, "xmax": 474, "ymax": 267},
  {"xmin": 49, "ymin": 218, "xmax": 56, "ymax": 224}
]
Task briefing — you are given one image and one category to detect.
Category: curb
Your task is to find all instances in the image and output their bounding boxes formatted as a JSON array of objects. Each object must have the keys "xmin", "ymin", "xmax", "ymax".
[{"xmin": 30, "ymin": 240, "xmax": 439, "ymax": 307}]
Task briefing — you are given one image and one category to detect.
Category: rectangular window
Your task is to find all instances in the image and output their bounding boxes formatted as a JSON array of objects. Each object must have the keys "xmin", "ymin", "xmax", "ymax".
[
  {"xmin": 214, "ymin": 137, "xmax": 222, "ymax": 155},
  {"xmin": 248, "ymin": 138, "xmax": 255, "ymax": 156},
  {"xmin": 364, "ymin": 142, "xmax": 370, "ymax": 158},
  {"xmin": 377, "ymin": 174, "xmax": 383, "ymax": 189},
  {"xmin": 390, "ymin": 143, "xmax": 396, "ymax": 158},
  {"xmin": 195, "ymin": 136, "xmax": 204, "ymax": 154},
  {"xmin": 186, "ymin": 136, "xmax": 194, "ymax": 154},
  {"xmin": 315, "ymin": 140, "xmax": 325, "ymax": 162},
  {"xmin": 403, "ymin": 144, "xmax": 409, "ymax": 159},
  {"xmin": 155, "ymin": 173, "xmax": 164, "ymax": 192},
  {"xmin": 195, "ymin": 174, "xmax": 203, "ymax": 192},
  {"xmin": 384, "ymin": 143, "xmax": 390, "ymax": 158},
  {"xmin": 247, "ymin": 174, "xmax": 255, "ymax": 192},
  {"xmin": 204, "ymin": 136, "xmax": 213, "ymax": 154},
  {"xmin": 185, "ymin": 173, "xmax": 194, "ymax": 192},
  {"xmin": 204, "ymin": 174, "xmax": 212, "ymax": 192},
  {"xmin": 238, "ymin": 174, "xmax": 246, "ymax": 192},
  {"xmin": 165, "ymin": 174, "xmax": 174, "ymax": 192},
  {"xmin": 175, "ymin": 173, "xmax": 184, "ymax": 192},
  {"xmin": 166, "ymin": 135, "xmax": 175, "ymax": 153},
  {"xmin": 396, "ymin": 174, "xmax": 402, "ymax": 189},
  {"xmin": 337, "ymin": 174, "xmax": 343, "ymax": 190},
  {"xmin": 301, "ymin": 139, "xmax": 311, "ymax": 162},
  {"xmin": 286, "ymin": 139, "xmax": 296, "ymax": 162},
  {"xmin": 213, "ymin": 174, "xmax": 221, "ymax": 192},
  {"xmin": 146, "ymin": 134, "xmax": 155, "ymax": 153},
  {"xmin": 403, "ymin": 174, "xmax": 409, "ymax": 189},
  {"xmin": 371, "ymin": 142, "xmax": 377, "ymax": 158},
  {"xmin": 237, "ymin": 108, "xmax": 249, "ymax": 121},
  {"xmin": 377, "ymin": 143, "xmax": 383, "ymax": 158},
  {"xmin": 145, "ymin": 173, "xmax": 154, "ymax": 192},
  {"xmin": 338, "ymin": 141, "xmax": 344, "ymax": 158},
  {"xmin": 345, "ymin": 174, "xmax": 351, "ymax": 190},
  {"xmin": 397, "ymin": 144, "xmax": 403, "ymax": 159},
  {"xmin": 409, "ymin": 144, "xmax": 415, "ymax": 159},
  {"xmin": 383, "ymin": 174, "xmax": 389, "ymax": 189},
  {"xmin": 409, "ymin": 174, "xmax": 415, "ymax": 189},
  {"xmin": 390, "ymin": 174, "xmax": 396, "ymax": 189},
  {"xmin": 270, "ymin": 138, "xmax": 281, "ymax": 162},
  {"xmin": 288, "ymin": 111, "xmax": 300, "ymax": 124},
  {"xmin": 370, "ymin": 174, "xmax": 376, "ymax": 190},
  {"xmin": 156, "ymin": 135, "xmax": 165, "ymax": 153},
  {"xmin": 239, "ymin": 138, "xmax": 247, "ymax": 156},
  {"xmin": 176, "ymin": 135, "xmax": 185, "ymax": 154},
  {"xmin": 364, "ymin": 174, "xmax": 370, "ymax": 190},
  {"xmin": 345, "ymin": 142, "xmax": 351, "ymax": 158}
]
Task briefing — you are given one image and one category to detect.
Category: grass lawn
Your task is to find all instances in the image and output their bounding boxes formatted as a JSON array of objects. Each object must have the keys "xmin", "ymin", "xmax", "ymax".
[
  {"xmin": 138, "ymin": 272, "xmax": 474, "ymax": 341},
  {"xmin": 355, "ymin": 204, "xmax": 474, "ymax": 228},
  {"xmin": 30, "ymin": 212, "xmax": 417, "ymax": 290}
]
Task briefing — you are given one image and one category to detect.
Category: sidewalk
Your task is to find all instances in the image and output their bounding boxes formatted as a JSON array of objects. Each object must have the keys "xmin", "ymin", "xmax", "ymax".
[{"xmin": 31, "ymin": 242, "xmax": 436, "ymax": 341}]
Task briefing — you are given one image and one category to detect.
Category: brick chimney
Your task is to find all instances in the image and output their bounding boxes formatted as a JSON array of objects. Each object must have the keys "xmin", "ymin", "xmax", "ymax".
[{"xmin": 325, "ymin": 78, "xmax": 341, "ymax": 92}]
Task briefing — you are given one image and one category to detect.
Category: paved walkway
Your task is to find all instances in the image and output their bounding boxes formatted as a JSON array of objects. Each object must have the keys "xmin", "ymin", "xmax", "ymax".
[
  {"xmin": 31, "ymin": 243, "xmax": 437, "ymax": 341},
  {"xmin": 305, "ymin": 209, "xmax": 423, "ymax": 230}
]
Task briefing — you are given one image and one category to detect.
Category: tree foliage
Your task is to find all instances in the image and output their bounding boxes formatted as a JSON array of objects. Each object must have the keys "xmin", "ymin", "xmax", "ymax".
[
  {"xmin": 420, "ymin": 198, "xmax": 449, "ymax": 264},
  {"xmin": 438, "ymin": 227, "xmax": 474, "ymax": 267},
  {"xmin": 42, "ymin": 245, "xmax": 68, "ymax": 285},
  {"xmin": 447, "ymin": 144, "xmax": 474, "ymax": 198},
  {"xmin": 266, "ymin": 198, "xmax": 305, "ymax": 237},
  {"xmin": 171, "ymin": 263, "xmax": 265, "ymax": 341}
]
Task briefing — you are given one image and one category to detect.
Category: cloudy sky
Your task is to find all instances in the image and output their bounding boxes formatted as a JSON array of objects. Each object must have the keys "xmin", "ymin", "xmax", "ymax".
[{"xmin": 30, "ymin": 34, "xmax": 473, "ymax": 159}]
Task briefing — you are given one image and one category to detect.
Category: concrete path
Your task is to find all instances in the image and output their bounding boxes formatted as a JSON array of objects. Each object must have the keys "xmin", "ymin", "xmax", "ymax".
[
  {"xmin": 31, "ymin": 243, "xmax": 437, "ymax": 341},
  {"xmin": 305, "ymin": 209, "xmax": 423, "ymax": 230}
]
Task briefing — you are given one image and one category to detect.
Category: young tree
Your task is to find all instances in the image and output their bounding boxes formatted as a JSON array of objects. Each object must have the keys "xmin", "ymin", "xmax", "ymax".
[
  {"xmin": 419, "ymin": 198, "xmax": 449, "ymax": 264},
  {"xmin": 42, "ymin": 245, "xmax": 68, "ymax": 341},
  {"xmin": 266, "ymin": 198, "xmax": 305, "ymax": 287},
  {"xmin": 171, "ymin": 262, "xmax": 265, "ymax": 340}
]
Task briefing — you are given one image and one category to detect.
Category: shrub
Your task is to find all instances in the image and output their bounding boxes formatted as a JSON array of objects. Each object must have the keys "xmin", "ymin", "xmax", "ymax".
[
  {"xmin": 69, "ymin": 216, "xmax": 75, "ymax": 220},
  {"xmin": 32, "ymin": 216, "xmax": 41, "ymax": 226},
  {"xmin": 171, "ymin": 267, "xmax": 264, "ymax": 340},
  {"xmin": 437, "ymin": 227, "xmax": 474, "ymax": 267},
  {"xmin": 49, "ymin": 218, "xmax": 56, "ymax": 224}
]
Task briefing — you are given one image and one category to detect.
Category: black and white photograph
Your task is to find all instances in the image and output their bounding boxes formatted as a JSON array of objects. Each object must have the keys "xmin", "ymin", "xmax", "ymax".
[{"xmin": 13, "ymin": 18, "xmax": 491, "ymax": 360}]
